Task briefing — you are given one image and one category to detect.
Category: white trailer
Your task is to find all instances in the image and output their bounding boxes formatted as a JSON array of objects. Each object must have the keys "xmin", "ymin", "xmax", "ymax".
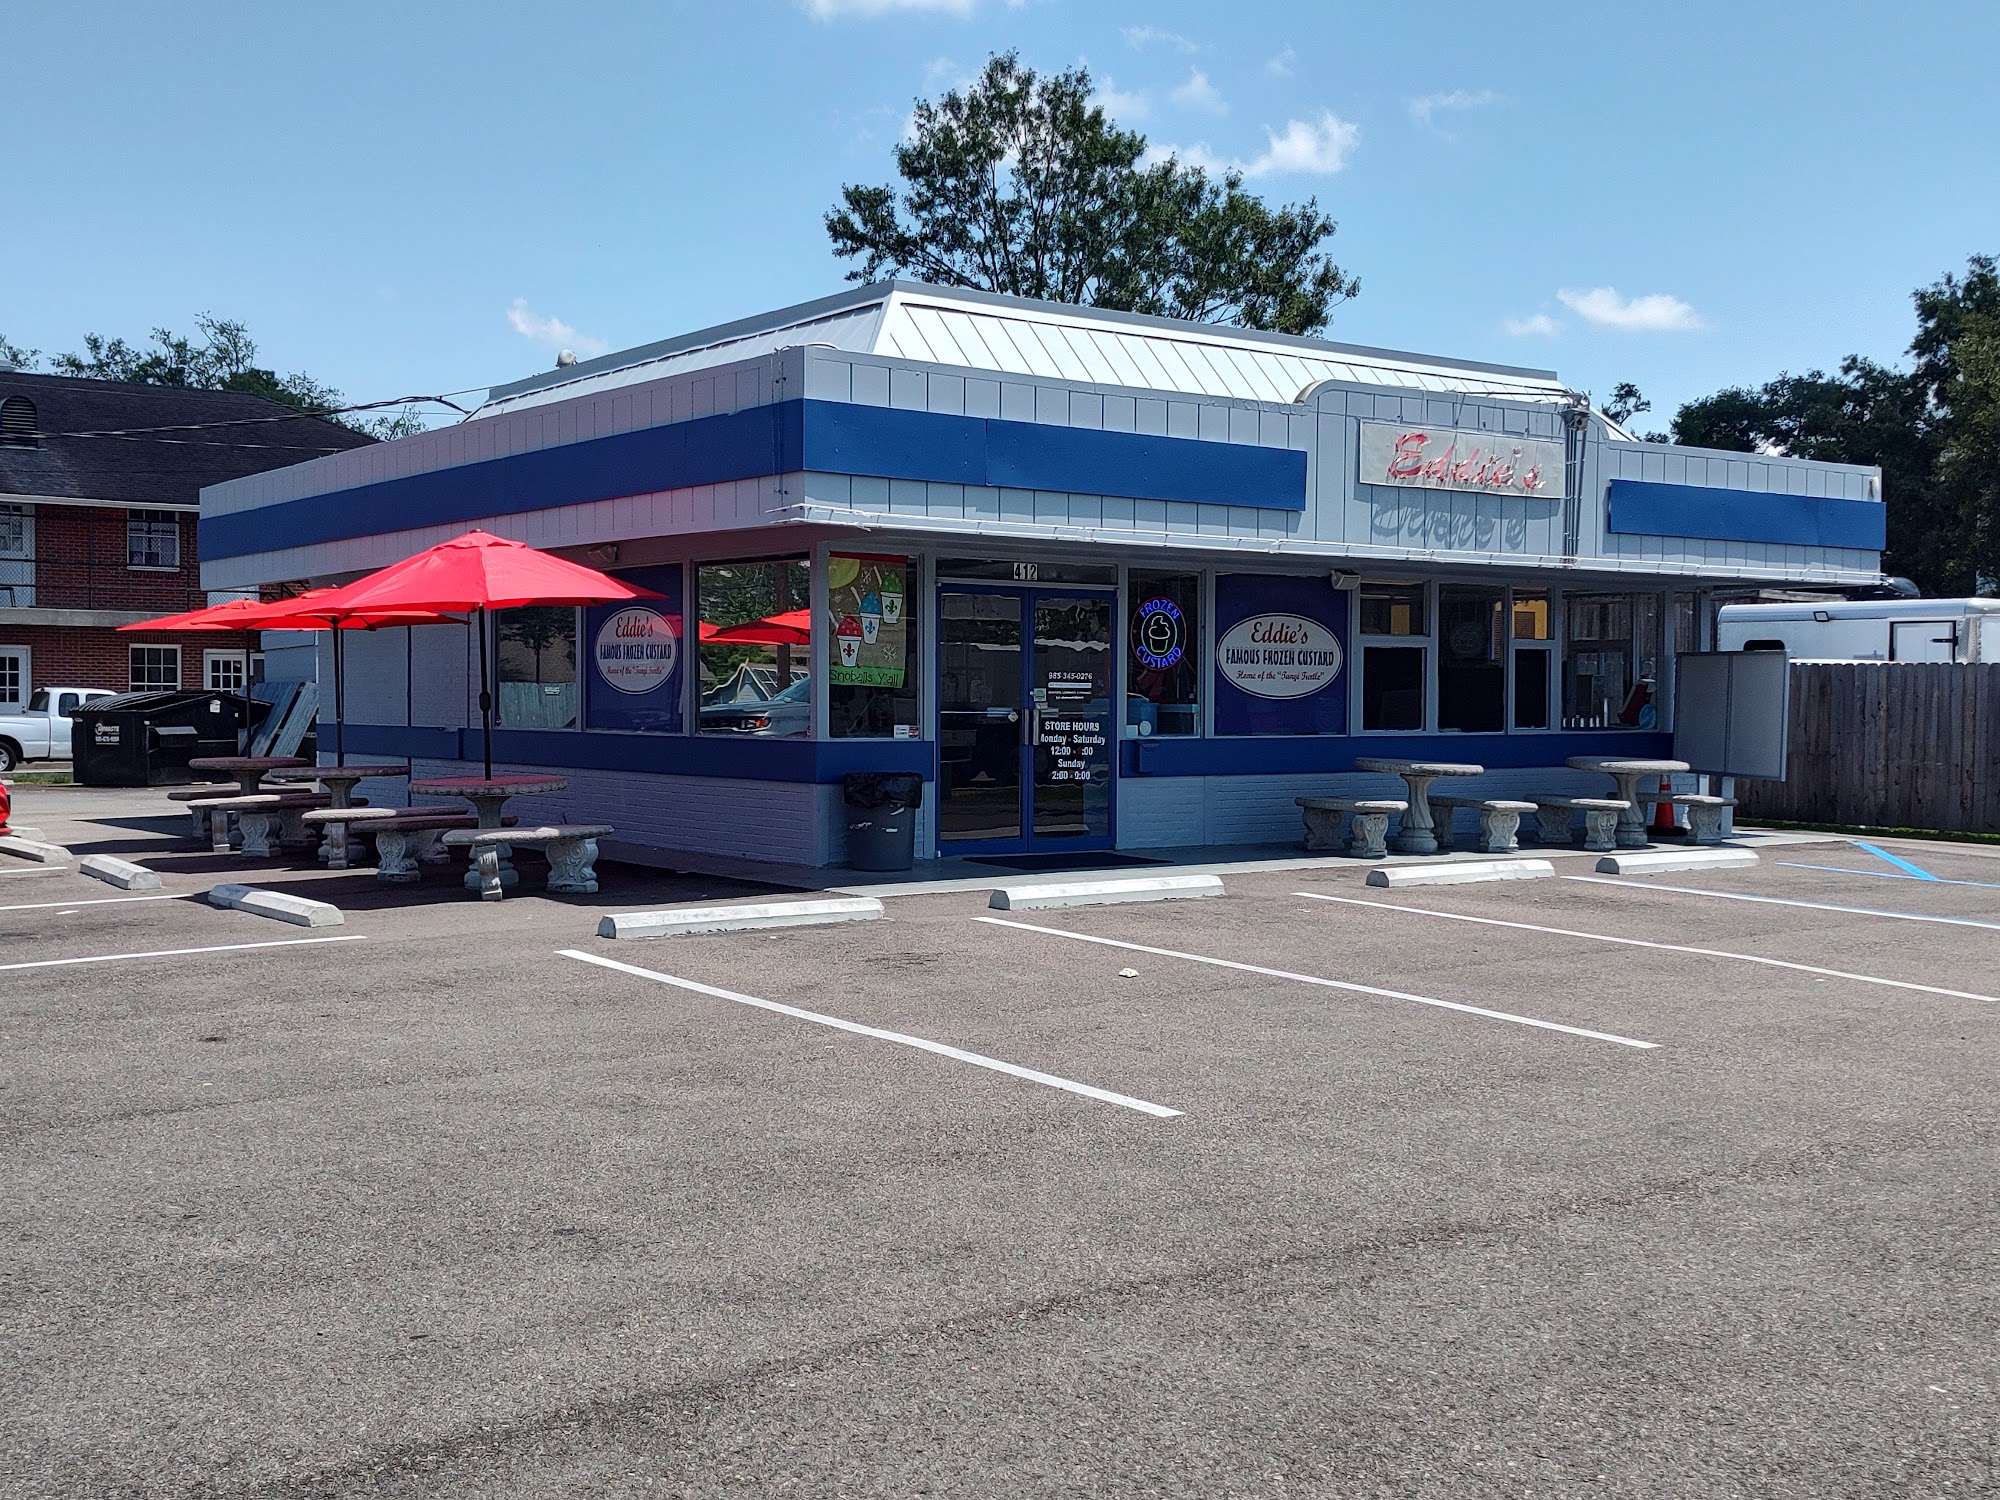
[{"xmin": 1717, "ymin": 598, "xmax": 2000, "ymax": 663}]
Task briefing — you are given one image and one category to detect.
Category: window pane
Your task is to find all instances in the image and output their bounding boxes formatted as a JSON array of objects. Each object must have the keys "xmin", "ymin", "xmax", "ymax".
[
  {"xmin": 1513, "ymin": 647, "xmax": 1551, "ymax": 729},
  {"xmin": 697, "ymin": 558, "xmax": 811, "ymax": 737},
  {"xmin": 1127, "ymin": 572, "xmax": 1201, "ymax": 736},
  {"xmin": 1673, "ymin": 593, "xmax": 1698, "ymax": 654},
  {"xmin": 1359, "ymin": 583, "xmax": 1426, "ymax": 636},
  {"xmin": 1437, "ymin": 586, "xmax": 1504, "ymax": 733},
  {"xmin": 126, "ymin": 511, "xmax": 180, "ymax": 568},
  {"xmin": 1511, "ymin": 590, "xmax": 1551, "ymax": 641},
  {"xmin": 1361, "ymin": 645, "xmax": 1425, "ymax": 730},
  {"xmin": 1562, "ymin": 594, "xmax": 1656, "ymax": 729},
  {"xmin": 827, "ymin": 554, "xmax": 917, "ymax": 738},
  {"xmin": 496, "ymin": 606, "xmax": 578, "ymax": 728}
]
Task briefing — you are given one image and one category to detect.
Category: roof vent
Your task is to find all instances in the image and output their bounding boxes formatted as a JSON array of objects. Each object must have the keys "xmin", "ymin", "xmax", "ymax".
[
  {"xmin": 555, "ymin": 349, "xmax": 578, "ymax": 368},
  {"xmin": 0, "ymin": 396, "xmax": 37, "ymax": 448}
]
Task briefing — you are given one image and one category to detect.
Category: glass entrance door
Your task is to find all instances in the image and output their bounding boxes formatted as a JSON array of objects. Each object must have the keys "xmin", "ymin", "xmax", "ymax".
[{"xmin": 937, "ymin": 587, "xmax": 1114, "ymax": 854}]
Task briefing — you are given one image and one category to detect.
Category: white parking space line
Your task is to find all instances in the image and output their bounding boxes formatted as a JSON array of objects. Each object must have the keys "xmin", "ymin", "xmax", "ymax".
[
  {"xmin": 0, "ymin": 935, "xmax": 364, "ymax": 973},
  {"xmin": 558, "ymin": 949, "xmax": 1183, "ymax": 1119},
  {"xmin": 1297, "ymin": 892, "xmax": 2000, "ymax": 1005},
  {"xmin": 1563, "ymin": 875, "xmax": 2000, "ymax": 933},
  {"xmin": 0, "ymin": 893, "xmax": 196, "ymax": 915},
  {"xmin": 973, "ymin": 917, "xmax": 1659, "ymax": 1050}
]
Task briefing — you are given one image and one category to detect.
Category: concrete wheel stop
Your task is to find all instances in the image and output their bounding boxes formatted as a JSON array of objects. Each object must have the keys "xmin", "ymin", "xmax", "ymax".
[
  {"xmin": 207, "ymin": 884, "xmax": 345, "ymax": 928},
  {"xmin": 599, "ymin": 897, "xmax": 885, "ymax": 940}
]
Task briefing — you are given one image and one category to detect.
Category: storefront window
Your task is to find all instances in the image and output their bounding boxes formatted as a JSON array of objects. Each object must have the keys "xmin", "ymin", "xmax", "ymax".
[
  {"xmin": 1563, "ymin": 593, "xmax": 1663, "ymax": 730},
  {"xmin": 697, "ymin": 557, "xmax": 811, "ymax": 737},
  {"xmin": 1127, "ymin": 572, "xmax": 1201, "ymax": 736},
  {"xmin": 1512, "ymin": 589, "xmax": 1552, "ymax": 730},
  {"xmin": 1437, "ymin": 585, "xmax": 1505, "ymax": 733},
  {"xmin": 496, "ymin": 606, "xmax": 578, "ymax": 728},
  {"xmin": 1359, "ymin": 582, "xmax": 1428, "ymax": 732},
  {"xmin": 827, "ymin": 553, "xmax": 917, "ymax": 738}
]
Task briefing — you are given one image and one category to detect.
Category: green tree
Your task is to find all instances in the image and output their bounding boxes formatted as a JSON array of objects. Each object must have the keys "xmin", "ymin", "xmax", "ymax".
[
  {"xmin": 0, "ymin": 334, "xmax": 39, "ymax": 370},
  {"xmin": 36, "ymin": 313, "xmax": 423, "ymax": 440},
  {"xmin": 1671, "ymin": 255, "xmax": 2000, "ymax": 594},
  {"xmin": 826, "ymin": 53, "xmax": 1358, "ymax": 336},
  {"xmin": 1602, "ymin": 381, "xmax": 1652, "ymax": 429}
]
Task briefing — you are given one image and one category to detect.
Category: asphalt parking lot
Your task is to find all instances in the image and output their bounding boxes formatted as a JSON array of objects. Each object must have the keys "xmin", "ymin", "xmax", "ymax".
[{"xmin": 4, "ymin": 790, "xmax": 1996, "ymax": 1498}]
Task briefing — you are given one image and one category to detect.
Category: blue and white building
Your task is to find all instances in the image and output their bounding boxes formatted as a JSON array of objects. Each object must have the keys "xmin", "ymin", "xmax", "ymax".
[{"xmin": 200, "ymin": 282, "xmax": 1886, "ymax": 867}]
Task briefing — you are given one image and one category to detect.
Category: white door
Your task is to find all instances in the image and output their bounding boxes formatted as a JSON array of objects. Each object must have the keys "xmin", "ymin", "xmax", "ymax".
[
  {"xmin": 1891, "ymin": 620, "xmax": 1958, "ymax": 662},
  {"xmin": 0, "ymin": 646, "xmax": 27, "ymax": 707}
]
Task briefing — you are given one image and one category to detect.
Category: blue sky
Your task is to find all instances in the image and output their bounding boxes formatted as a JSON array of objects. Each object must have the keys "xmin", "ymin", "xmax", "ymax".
[{"xmin": 7, "ymin": 0, "xmax": 1997, "ymax": 432}]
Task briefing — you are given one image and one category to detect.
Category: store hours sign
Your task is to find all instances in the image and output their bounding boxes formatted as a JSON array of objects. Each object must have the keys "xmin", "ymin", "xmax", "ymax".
[{"xmin": 1358, "ymin": 420, "xmax": 1563, "ymax": 498}]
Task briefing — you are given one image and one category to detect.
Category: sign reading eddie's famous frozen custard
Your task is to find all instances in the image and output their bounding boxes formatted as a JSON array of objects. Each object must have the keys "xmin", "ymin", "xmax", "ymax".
[
  {"xmin": 1218, "ymin": 614, "xmax": 1343, "ymax": 699},
  {"xmin": 593, "ymin": 607, "xmax": 679, "ymax": 694},
  {"xmin": 1358, "ymin": 420, "xmax": 1563, "ymax": 498}
]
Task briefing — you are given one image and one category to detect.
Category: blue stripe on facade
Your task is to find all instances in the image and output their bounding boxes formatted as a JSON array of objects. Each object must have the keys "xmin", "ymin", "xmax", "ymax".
[
  {"xmin": 203, "ymin": 399, "xmax": 1310, "ymax": 561},
  {"xmin": 1606, "ymin": 479, "xmax": 1885, "ymax": 551},
  {"xmin": 1122, "ymin": 729, "xmax": 1676, "ymax": 777}
]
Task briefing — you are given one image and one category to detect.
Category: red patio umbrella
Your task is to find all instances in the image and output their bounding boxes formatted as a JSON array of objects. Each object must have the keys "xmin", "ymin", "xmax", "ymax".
[
  {"xmin": 119, "ymin": 596, "xmax": 291, "ymax": 749},
  {"xmin": 229, "ymin": 590, "xmax": 464, "ymax": 766},
  {"xmin": 306, "ymin": 530, "xmax": 661, "ymax": 776},
  {"xmin": 699, "ymin": 608, "xmax": 812, "ymax": 646}
]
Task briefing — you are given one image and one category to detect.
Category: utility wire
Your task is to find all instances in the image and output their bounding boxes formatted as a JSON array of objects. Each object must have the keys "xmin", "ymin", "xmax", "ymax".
[{"xmin": 27, "ymin": 389, "xmax": 485, "ymax": 443}]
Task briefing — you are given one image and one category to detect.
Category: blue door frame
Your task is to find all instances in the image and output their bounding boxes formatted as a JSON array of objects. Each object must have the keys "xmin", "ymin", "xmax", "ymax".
[{"xmin": 934, "ymin": 582, "xmax": 1118, "ymax": 857}]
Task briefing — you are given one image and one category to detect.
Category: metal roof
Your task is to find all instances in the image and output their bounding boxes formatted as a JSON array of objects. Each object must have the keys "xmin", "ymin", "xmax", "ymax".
[{"xmin": 473, "ymin": 281, "xmax": 1570, "ymax": 418}]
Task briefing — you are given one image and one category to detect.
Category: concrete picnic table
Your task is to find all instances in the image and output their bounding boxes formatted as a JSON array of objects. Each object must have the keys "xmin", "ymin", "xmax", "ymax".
[
  {"xmin": 1566, "ymin": 756, "xmax": 1692, "ymax": 848},
  {"xmin": 269, "ymin": 764, "xmax": 411, "ymax": 865},
  {"xmin": 1352, "ymin": 757, "xmax": 1485, "ymax": 855},
  {"xmin": 187, "ymin": 755, "xmax": 309, "ymax": 798},
  {"xmin": 409, "ymin": 773, "xmax": 568, "ymax": 891}
]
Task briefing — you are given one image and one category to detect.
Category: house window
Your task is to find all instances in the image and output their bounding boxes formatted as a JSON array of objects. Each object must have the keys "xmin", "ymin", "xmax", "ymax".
[
  {"xmin": 127, "ymin": 511, "xmax": 182, "ymax": 569},
  {"xmin": 205, "ymin": 650, "xmax": 261, "ymax": 693},
  {"xmin": 1358, "ymin": 582, "xmax": 1429, "ymax": 732},
  {"xmin": 129, "ymin": 645, "xmax": 181, "ymax": 692},
  {"xmin": 0, "ymin": 647, "xmax": 27, "ymax": 706},
  {"xmin": 0, "ymin": 505, "xmax": 31, "ymax": 608},
  {"xmin": 0, "ymin": 396, "xmax": 36, "ymax": 448}
]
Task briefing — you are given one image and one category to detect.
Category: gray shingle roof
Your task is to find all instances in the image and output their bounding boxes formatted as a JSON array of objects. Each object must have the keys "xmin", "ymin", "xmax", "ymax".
[{"xmin": 0, "ymin": 371, "xmax": 375, "ymax": 507}]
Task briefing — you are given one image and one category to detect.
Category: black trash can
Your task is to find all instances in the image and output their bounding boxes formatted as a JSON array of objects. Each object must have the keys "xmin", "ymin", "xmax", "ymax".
[
  {"xmin": 842, "ymin": 772, "xmax": 924, "ymax": 871},
  {"xmin": 71, "ymin": 691, "xmax": 257, "ymax": 787}
]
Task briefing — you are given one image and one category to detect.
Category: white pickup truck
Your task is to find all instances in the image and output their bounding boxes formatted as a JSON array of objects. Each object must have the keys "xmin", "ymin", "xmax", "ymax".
[{"xmin": 0, "ymin": 688, "xmax": 118, "ymax": 771}]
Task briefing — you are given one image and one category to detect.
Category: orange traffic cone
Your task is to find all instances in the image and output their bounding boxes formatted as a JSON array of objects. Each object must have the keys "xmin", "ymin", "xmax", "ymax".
[{"xmin": 1650, "ymin": 776, "xmax": 1677, "ymax": 836}]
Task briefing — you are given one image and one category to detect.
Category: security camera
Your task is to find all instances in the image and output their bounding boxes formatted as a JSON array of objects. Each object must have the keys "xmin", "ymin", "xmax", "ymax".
[{"xmin": 1330, "ymin": 569, "xmax": 1361, "ymax": 591}]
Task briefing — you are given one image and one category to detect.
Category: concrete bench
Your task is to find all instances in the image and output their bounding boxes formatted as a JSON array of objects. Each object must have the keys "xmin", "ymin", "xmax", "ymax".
[
  {"xmin": 201, "ymin": 792, "xmax": 352, "ymax": 858},
  {"xmin": 166, "ymin": 785, "xmax": 244, "ymax": 841},
  {"xmin": 1295, "ymin": 797, "xmax": 1408, "ymax": 860},
  {"xmin": 300, "ymin": 807, "xmax": 507, "ymax": 878},
  {"xmin": 1427, "ymin": 795, "xmax": 1538, "ymax": 855},
  {"xmin": 1664, "ymin": 792, "xmax": 1737, "ymax": 845},
  {"xmin": 1525, "ymin": 795, "xmax": 1630, "ymax": 854},
  {"xmin": 444, "ymin": 824, "xmax": 613, "ymax": 901}
]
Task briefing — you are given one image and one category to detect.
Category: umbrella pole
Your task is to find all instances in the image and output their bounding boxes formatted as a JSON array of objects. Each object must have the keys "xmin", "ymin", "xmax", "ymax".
[
  {"xmin": 334, "ymin": 626, "xmax": 347, "ymax": 767},
  {"xmin": 477, "ymin": 606, "xmax": 494, "ymax": 779},
  {"xmin": 241, "ymin": 642, "xmax": 252, "ymax": 753}
]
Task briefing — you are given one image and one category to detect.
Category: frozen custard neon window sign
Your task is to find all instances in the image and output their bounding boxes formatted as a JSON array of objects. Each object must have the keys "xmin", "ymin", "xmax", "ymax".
[{"xmin": 1133, "ymin": 597, "xmax": 1185, "ymax": 671}]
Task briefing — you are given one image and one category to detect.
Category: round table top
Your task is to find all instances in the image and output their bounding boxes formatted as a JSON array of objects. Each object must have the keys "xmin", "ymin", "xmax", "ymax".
[
  {"xmin": 1353, "ymin": 757, "xmax": 1486, "ymax": 777},
  {"xmin": 1567, "ymin": 756, "xmax": 1691, "ymax": 775},
  {"xmin": 269, "ymin": 764, "xmax": 410, "ymax": 784},
  {"xmin": 188, "ymin": 755, "xmax": 308, "ymax": 772},
  {"xmin": 409, "ymin": 774, "xmax": 568, "ymax": 797}
]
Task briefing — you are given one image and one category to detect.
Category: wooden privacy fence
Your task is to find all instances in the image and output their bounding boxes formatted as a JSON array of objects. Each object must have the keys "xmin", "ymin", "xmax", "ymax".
[{"xmin": 1738, "ymin": 661, "xmax": 2000, "ymax": 834}]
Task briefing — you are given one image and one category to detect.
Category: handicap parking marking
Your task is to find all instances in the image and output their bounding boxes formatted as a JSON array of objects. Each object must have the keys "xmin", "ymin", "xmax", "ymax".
[
  {"xmin": 973, "ymin": 917, "xmax": 1660, "ymax": 1050},
  {"xmin": 1563, "ymin": 875, "xmax": 2000, "ymax": 933},
  {"xmin": 1777, "ymin": 861, "xmax": 2000, "ymax": 893},
  {"xmin": 1855, "ymin": 841, "xmax": 1940, "ymax": 880},
  {"xmin": 1296, "ymin": 892, "xmax": 2000, "ymax": 1006},
  {"xmin": 557, "ymin": 949, "xmax": 1184, "ymax": 1119},
  {"xmin": 0, "ymin": 935, "xmax": 365, "ymax": 973}
]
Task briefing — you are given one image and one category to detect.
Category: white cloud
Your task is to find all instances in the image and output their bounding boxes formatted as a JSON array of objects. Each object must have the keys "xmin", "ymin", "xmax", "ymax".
[
  {"xmin": 1170, "ymin": 68, "xmax": 1227, "ymax": 115},
  {"xmin": 1504, "ymin": 313, "xmax": 1562, "ymax": 337},
  {"xmin": 1266, "ymin": 46, "xmax": 1296, "ymax": 77},
  {"xmin": 506, "ymin": 299, "xmax": 609, "ymax": 359},
  {"xmin": 802, "ymin": 0, "xmax": 974, "ymax": 17},
  {"xmin": 1121, "ymin": 24, "xmax": 1199, "ymax": 52},
  {"xmin": 1094, "ymin": 78, "xmax": 1150, "ymax": 121},
  {"xmin": 1149, "ymin": 109, "xmax": 1358, "ymax": 180},
  {"xmin": 1556, "ymin": 286, "xmax": 1705, "ymax": 333},
  {"xmin": 1408, "ymin": 88, "xmax": 1499, "ymax": 131}
]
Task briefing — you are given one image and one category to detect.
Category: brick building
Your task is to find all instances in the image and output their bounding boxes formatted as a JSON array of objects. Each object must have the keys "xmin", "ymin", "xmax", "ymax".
[{"xmin": 0, "ymin": 370, "xmax": 373, "ymax": 701}]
